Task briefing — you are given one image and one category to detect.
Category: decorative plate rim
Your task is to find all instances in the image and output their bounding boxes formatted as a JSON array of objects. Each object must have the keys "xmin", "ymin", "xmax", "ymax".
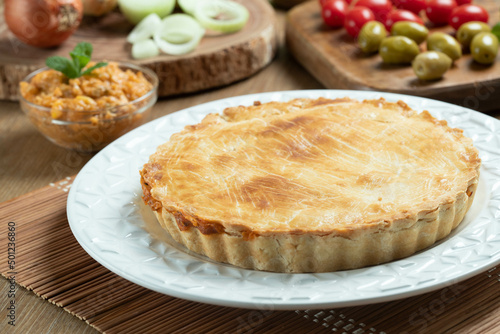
[{"xmin": 67, "ymin": 90, "xmax": 500, "ymax": 310}]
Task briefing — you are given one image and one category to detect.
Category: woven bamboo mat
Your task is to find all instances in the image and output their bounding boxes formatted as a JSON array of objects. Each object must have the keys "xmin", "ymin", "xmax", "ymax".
[{"xmin": 1, "ymin": 177, "xmax": 499, "ymax": 334}]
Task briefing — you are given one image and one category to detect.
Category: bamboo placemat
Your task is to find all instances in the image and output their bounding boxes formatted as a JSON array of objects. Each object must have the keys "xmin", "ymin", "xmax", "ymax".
[{"xmin": 1, "ymin": 177, "xmax": 499, "ymax": 334}]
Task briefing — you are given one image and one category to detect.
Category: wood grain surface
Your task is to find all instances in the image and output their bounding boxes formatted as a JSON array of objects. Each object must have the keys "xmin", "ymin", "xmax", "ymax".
[
  {"xmin": 0, "ymin": 5, "xmax": 499, "ymax": 334},
  {"xmin": 0, "ymin": 0, "xmax": 277, "ymax": 100},
  {"xmin": 286, "ymin": 0, "xmax": 500, "ymax": 112},
  {"xmin": 1, "ymin": 181, "xmax": 499, "ymax": 334}
]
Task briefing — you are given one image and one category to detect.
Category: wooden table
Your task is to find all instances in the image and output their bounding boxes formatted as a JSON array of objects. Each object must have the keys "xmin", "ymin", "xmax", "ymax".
[{"xmin": 0, "ymin": 8, "xmax": 499, "ymax": 334}]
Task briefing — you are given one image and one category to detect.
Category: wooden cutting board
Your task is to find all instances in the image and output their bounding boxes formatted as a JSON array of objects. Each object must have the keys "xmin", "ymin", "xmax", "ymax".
[
  {"xmin": 286, "ymin": 0, "xmax": 500, "ymax": 112},
  {"xmin": 0, "ymin": 0, "xmax": 277, "ymax": 101}
]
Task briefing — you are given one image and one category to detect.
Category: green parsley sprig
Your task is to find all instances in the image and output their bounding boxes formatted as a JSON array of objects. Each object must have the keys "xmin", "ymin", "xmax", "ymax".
[{"xmin": 45, "ymin": 42, "xmax": 108, "ymax": 79}]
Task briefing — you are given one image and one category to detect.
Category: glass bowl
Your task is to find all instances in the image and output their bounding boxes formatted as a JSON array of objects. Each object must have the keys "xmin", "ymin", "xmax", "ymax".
[{"xmin": 19, "ymin": 62, "xmax": 158, "ymax": 153}]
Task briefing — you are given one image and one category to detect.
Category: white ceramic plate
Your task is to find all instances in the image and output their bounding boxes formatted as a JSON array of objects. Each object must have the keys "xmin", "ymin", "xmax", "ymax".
[{"xmin": 67, "ymin": 90, "xmax": 500, "ymax": 310}]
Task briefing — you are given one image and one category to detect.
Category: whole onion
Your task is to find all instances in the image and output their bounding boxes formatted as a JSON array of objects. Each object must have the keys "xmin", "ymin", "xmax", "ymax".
[
  {"xmin": 4, "ymin": 0, "xmax": 83, "ymax": 48},
  {"xmin": 82, "ymin": 0, "xmax": 117, "ymax": 16}
]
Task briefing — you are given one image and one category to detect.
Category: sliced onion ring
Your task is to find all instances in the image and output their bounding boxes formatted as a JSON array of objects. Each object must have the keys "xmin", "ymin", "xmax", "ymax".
[
  {"xmin": 153, "ymin": 14, "xmax": 205, "ymax": 55},
  {"xmin": 194, "ymin": 0, "xmax": 249, "ymax": 33},
  {"xmin": 178, "ymin": 0, "xmax": 200, "ymax": 15},
  {"xmin": 127, "ymin": 13, "xmax": 162, "ymax": 43},
  {"xmin": 132, "ymin": 39, "xmax": 160, "ymax": 59}
]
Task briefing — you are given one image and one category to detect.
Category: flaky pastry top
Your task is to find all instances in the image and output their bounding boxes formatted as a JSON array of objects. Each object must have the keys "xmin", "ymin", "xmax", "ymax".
[{"xmin": 141, "ymin": 98, "xmax": 480, "ymax": 236}]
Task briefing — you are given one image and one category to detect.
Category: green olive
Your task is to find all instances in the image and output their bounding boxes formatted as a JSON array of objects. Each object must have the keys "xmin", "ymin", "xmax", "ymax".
[
  {"xmin": 470, "ymin": 32, "xmax": 499, "ymax": 65},
  {"xmin": 379, "ymin": 36, "xmax": 420, "ymax": 64},
  {"xmin": 426, "ymin": 32, "xmax": 462, "ymax": 61},
  {"xmin": 412, "ymin": 51, "xmax": 452, "ymax": 80},
  {"xmin": 456, "ymin": 21, "xmax": 491, "ymax": 48},
  {"xmin": 391, "ymin": 21, "xmax": 429, "ymax": 45},
  {"xmin": 358, "ymin": 21, "xmax": 388, "ymax": 54}
]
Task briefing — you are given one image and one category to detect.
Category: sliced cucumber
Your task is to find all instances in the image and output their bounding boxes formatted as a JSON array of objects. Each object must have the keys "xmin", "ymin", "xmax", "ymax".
[
  {"xmin": 193, "ymin": 0, "xmax": 249, "ymax": 33},
  {"xmin": 132, "ymin": 39, "xmax": 160, "ymax": 59},
  {"xmin": 127, "ymin": 13, "xmax": 162, "ymax": 43},
  {"xmin": 153, "ymin": 14, "xmax": 205, "ymax": 55}
]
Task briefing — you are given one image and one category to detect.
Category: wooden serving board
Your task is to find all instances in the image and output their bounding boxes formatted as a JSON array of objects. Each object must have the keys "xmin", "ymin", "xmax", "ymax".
[
  {"xmin": 286, "ymin": 0, "xmax": 500, "ymax": 112},
  {"xmin": 0, "ymin": 0, "xmax": 277, "ymax": 101}
]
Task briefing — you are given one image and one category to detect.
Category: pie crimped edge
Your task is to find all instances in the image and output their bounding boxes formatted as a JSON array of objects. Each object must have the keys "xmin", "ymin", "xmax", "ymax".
[{"xmin": 140, "ymin": 97, "xmax": 480, "ymax": 273}]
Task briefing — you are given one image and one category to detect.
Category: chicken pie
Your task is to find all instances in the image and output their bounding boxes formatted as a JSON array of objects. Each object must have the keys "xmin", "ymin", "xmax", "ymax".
[{"xmin": 140, "ymin": 97, "xmax": 480, "ymax": 273}]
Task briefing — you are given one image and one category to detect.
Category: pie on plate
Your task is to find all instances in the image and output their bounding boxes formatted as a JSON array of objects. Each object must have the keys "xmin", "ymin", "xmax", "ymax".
[{"xmin": 140, "ymin": 97, "xmax": 480, "ymax": 273}]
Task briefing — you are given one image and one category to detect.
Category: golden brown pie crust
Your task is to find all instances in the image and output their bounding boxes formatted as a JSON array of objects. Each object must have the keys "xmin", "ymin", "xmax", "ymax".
[{"xmin": 140, "ymin": 97, "xmax": 480, "ymax": 272}]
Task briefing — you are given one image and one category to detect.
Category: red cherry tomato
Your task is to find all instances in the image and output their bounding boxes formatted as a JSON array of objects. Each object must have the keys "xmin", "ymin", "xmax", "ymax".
[
  {"xmin": 344, "ymin": 6, "xmax": 375, "ymax": 37},
  {"xmin": 392, "ymin": 0, "xmax": 426, "ymax": 15},
  {"xmin": 354, "ymin": 0, "xmax": 393, "ymax": 22},
  {"xmin": 449, "ymin": 4, "xmax": 489, "ymax": 30},
  {"xmin": 426, "ymin": 0, "xmax": 458, "ymax": 26},
  {"xmin": 322, "ymin": 0, "xmax": 349, "ymax": 27},
  {"xmin": 384, "ymin": 9, "xmax": 424, "ymax": 31},
  {"xmin": 321, "ymin": 0, "xmax": 353, "ymax": 5},
  {"xmin": 456, "ymin": 0, "xmax": 472, "ymax": 4}
]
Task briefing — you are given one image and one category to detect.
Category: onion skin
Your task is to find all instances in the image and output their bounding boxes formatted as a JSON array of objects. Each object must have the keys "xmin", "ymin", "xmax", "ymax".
[
  {"xmin": 82, "ymin": 0, "xmax": 117, "ymax": 16},
  {"xmin": 4, "ymin": 0, "xmax": 83, "ymax": 48}
]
